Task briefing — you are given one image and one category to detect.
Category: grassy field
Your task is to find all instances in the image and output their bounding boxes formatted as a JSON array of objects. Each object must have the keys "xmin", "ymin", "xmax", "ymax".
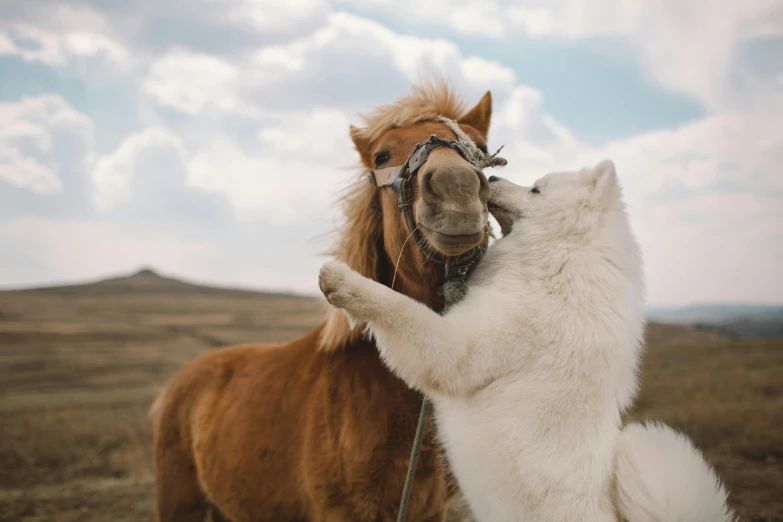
[{"xmin": 0, "ymin": 270, "xmax": 781, "ymax": 521}]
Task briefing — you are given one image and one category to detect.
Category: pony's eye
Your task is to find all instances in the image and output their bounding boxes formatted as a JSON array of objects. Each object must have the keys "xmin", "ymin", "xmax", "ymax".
[
  {"xmin": 374, "ymin": 152, "xmax": 390, "ymax": 167},
  {"xmin": 531, "ymin": 187, "xmax": 540, "ymax": 194}
]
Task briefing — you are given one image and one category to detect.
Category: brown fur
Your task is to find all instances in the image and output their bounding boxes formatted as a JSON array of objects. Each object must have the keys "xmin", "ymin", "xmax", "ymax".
[{"xmin": 152, "ymin": 79, "xmax": 493, "ymax": 522}]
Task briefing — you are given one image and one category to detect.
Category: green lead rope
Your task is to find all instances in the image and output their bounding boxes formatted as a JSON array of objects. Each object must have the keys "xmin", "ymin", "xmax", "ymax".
[
  {"xmin": 396, "ymin": 396, "xmax": 433, "ymax": 522},
  {"xmin": 396, "ymin": 277, "xmax": 469, "ymax": 522}
]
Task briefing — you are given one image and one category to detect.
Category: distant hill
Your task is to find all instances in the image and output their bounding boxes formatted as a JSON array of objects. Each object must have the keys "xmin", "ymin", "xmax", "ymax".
[
  {"xmin": 2, "ymin": 268, "xmax": 310, "ymax": 300},
  {"xmin": 646, "ymin": 303, "xmax": 783, "ymax": 324},
  {"xmin": 4, "ymin": 270, "xmax": 781, "ymax": 339},
  {"xmin": 646, "ymin": 303, "xmax": 783, "ymax": 339}
]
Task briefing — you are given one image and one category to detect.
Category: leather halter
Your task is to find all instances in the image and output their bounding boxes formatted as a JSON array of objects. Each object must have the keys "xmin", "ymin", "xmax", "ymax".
[{"xmin": 366, "ymin": 134, "xmax": 486, "ymax": 273}]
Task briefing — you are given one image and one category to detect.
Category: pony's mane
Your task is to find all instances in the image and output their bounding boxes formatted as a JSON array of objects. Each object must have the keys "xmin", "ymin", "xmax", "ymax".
[
  {"xmin": 354, "ymin": 78, "xmax": 468, "ymax": 143},
  {"xmin": 318, "ymin": 78, "xmax": 467, "ymax": 351}
]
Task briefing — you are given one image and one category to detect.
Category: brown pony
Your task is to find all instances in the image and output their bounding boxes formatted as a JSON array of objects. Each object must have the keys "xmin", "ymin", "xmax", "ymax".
[{"xmin": 151, "ymin": 79, "xmax": 494, "ymax": 522}]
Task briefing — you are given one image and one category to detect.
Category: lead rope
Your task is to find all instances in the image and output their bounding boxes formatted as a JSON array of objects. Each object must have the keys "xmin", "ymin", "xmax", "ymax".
[
  {"xmin": 393, "ymin": 116, "xmax": 501, "ymax": 521},
  {"xmin": 396, "ymin": 258, "xmax": 471, "ymax": 522}
]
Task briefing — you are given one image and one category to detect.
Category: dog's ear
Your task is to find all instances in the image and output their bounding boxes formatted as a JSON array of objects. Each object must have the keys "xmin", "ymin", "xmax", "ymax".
[{"xmin": 589, "ymin": 159, "xmax": 619, "ymax": 205}]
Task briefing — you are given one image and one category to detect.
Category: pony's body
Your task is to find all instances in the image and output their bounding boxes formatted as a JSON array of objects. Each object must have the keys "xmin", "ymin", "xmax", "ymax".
[
  {"xmin": 151, "ymin": 80, "xmax": 495, "ymax": 522},
  {"xmin": 320, "ymin": 161, "xmax": 736, "ymax": 522},
  {"xmin": 153, "ymin": 328, "xmax": 448, "ymax": 521}
]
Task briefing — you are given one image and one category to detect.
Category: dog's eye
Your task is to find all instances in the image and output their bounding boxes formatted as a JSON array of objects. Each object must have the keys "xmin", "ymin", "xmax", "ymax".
[
  {"xmin": 374, "ymin": 152, "xmax": 390, "ymax": 167},
  {"xmin": 531, "ymin": 187, "xmax": 540, "ymax": 194}
]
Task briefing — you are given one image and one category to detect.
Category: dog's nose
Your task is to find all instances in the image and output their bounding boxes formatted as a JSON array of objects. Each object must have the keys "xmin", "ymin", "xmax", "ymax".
[{"xmin": 488, "ymin": 175, "xmax": 503, "ymax": 183}]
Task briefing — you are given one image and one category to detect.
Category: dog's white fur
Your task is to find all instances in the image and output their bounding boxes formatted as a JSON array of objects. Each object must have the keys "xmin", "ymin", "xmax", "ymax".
[{"xmin": 319, "ymin": 160, "xmax": 736, "ymax": 522}]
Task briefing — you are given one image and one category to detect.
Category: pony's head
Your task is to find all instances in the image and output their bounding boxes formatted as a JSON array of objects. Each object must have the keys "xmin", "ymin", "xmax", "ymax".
[{"xmin": 321, "ymin": 78, "xmax": 495, "ymax": 351}]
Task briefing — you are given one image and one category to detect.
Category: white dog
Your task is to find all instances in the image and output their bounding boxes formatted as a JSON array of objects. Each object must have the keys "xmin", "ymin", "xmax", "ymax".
[{"xmin": 318, "ymin": 160, "xmax": 736, "ymax": 522}]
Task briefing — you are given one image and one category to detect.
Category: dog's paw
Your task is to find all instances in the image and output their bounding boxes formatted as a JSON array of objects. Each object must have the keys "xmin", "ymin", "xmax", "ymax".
[{"xmin": 318, "ymin": 261, "xmax": 359, "ymax": 309}]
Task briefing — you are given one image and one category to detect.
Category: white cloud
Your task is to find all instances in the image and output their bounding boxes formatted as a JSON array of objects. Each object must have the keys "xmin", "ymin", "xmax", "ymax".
[
  {"xmin": 494, "ymin": 86, "xmax": 578, "ymax": 149},
  {"xmin": 142, "ymin": 51, "xmax": 240, "ymax": 116},
  {"xmin": 0, "ymin": 25, "xmax": 67, "ymax": 67},
  {"xmin": 85, "ymin": 108, "xmax": 354, "ymax": 224},
  {"xmin": 258, "ymin": 108, "xmax": 352, "ymax": 161},
  {"xmin": 0, "ymin": 32, "xmax": 15, "ymax": 54},
  {"xmin": 335, "ymin": 0, "xmax": 507, "ymax": 38},
  {"xmin": 143, "ymin": 12, "xmax": 516, "ymax": 115},
  {"xmin": 1, "ymin": 1, "xmax": 781, "ymax": 305},
  {"xmin": 0, "ymin": 145, "xmax": 62, "ymax": 193},
  {"xmin": 448, "ymin": 2, "xmax": 506, "ymax": 37},
  {"xmin": 186, "ymin": 138, "xmax": 349, "ymax": 224},
  {"xmin": 226, "ymin": 0, "xmax": 329, "ymax": 30},
  {"xmin": 89, "ymin": 127, "xmax": 187, "ymax": 211},
  {"xmin": 489, "ymin": 87, "xmax": 783, "ymax": 305},
  {"xmin": 281, "ymin": 12, "xmax": 515, "ymax": 93},
  {"xmin": 337, "ymin": 0, "xmax": 783, "ymax": 110},
  {"xmin": 62, "ymin": 31, "xmax": 130, "ymax": 64},
  {"xmin": 0, "ymin": 24, "xmax": 130, "ymax": 68},
  {"xmin": 0, "ymin": 95, "xmax": 93, "ymax": 193}
]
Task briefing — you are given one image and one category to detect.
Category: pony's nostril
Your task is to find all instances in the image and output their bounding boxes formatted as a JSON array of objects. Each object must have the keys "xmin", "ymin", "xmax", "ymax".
[
  {"xmin": 488, "ymin": 175, "xmax": 502, "ymax": 183},
  {"xmin": 420, "ymin": 169, "xmax": 435, "ymax": 198}
]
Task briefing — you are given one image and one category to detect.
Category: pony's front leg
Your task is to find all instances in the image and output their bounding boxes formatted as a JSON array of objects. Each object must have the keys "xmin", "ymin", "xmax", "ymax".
[{"xmin": 318, "ymin": 262, "xmax": 482, "ymax": 397}]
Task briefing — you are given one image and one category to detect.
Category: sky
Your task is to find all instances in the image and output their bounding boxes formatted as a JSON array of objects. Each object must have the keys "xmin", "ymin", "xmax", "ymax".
[{"xmin": 0, "ymin": 0, "xmax": 781, "ymax": 306}]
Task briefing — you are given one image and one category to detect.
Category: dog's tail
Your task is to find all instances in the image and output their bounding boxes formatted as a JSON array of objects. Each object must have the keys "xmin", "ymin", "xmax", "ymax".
[{"xmin": 615, "ymin": 421, "xmax": 737, "ymax": 522}]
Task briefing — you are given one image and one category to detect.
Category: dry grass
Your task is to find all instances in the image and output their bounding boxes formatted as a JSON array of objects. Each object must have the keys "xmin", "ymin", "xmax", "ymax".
[
  {"xmin": 628, "ymin": 326, "xmax": 783, "ymax": 520},
  {"xmin": 0, "ymin": 276, "xmax": 780, "ymax": 521}
]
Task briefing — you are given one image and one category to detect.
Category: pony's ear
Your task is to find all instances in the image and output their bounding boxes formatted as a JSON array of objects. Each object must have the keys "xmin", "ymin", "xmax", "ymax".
[
  {"xmin": 458, "ymin": 91, "xmax": 492, "ymax": 138},
  {"xmin": 350, "ymin": 125, "xmax": 373, "ymax": 167},
  {"xmin": 589, "ymin": 159, "xmax": 620, "ymax": 204}
]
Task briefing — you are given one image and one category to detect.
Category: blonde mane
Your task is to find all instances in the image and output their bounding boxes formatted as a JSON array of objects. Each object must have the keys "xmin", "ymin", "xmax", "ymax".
[
  {"xmin": 318, "ymin": 78, "xmax": 468, "ymax": 351},
  {"xmin": 354, "ymin": 78, "xmax": 468, "ymax": 143}
]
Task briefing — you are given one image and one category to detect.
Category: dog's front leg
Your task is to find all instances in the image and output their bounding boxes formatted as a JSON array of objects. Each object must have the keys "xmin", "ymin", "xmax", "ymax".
[{"xmin": 318, "ymin": 262, "xmax": 487, "ymax": 397}]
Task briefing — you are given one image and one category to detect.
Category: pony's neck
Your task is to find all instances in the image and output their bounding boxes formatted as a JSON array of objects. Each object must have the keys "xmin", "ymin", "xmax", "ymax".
[{"xmin": 378, "ymin": 254, "xmax": 446, "ymax": 312}]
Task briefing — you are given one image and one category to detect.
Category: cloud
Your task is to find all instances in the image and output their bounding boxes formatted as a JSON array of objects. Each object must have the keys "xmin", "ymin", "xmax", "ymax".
[
  {"xmin": 1, "ymin": 1, "xmax": 780, "ymax": 305},
  {"xmin": 493, "ymin": 86, "xmax": 578, "ymax": 151},
  {"xmin": 185, "ymin": 137, "xmax": 351, "ymax": 225},
  {"xmin": 1, "ymin": 0, "xmax": 329, "ymax": 57},
  {"xmin": 142, "ymin": 51, "xmax": 240, "ymax": 116},
  {"xmin": 4, "ymin": 1, "xmax": 781, "ymax": 112},
  {"xmin": 142, "ymin": 12, "xmax": 516, "ymax": 116},
  {"xmin": 85, "ymin": 107, "xmax": 355, "ymax": 224},
  {"xmin": 338, "ymin": 0, "xmax": 783, "ymax": 110},
  {"xmin": 257, "ymin": 107, "xmax": 352, "ymax": 162},
  {"xmin": 489, "ymin": 87, "xmax": 783, "ymax": 305},
  {"xmin": 0, "ymin": 24, "xmax": 130, "ymax": 68},
  {"xmin": 0, "ymin": 95, "xmax": 93, "ymax": 193},
  {"xmin": 83, "ymin": 101, "xmax": 357, "ymax": 223},
  {"xmin": 226, "ymin": 0, "xmax": 329, "ymax": 30},
  {"xmin": 89, "ymin": 127, "xmax": 186, "ymax": 211}
]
